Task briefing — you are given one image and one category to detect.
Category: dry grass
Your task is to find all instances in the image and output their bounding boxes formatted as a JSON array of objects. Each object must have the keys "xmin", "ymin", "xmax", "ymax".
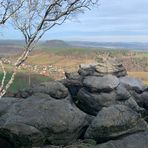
[
  {"xmin": 128, "ymin": 72, "xmax": 148, "ymax": 85},
  {"xmin": 28, "ymin": 52, "xmax": 95, "ymax": 72},
  {"xmin": 8, "ymin": 51, "xmax": 148, "ymax": 84}
]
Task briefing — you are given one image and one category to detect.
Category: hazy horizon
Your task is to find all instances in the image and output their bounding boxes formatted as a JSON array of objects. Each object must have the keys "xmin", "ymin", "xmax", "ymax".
[{"xmin": 0, "ymin": 39, "xmax": 148, "ymax": 43}]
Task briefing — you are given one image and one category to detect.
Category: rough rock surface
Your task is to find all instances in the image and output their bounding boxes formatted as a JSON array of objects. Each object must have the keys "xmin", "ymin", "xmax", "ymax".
[
  {"xmin": 61, "ymin": 63, "xmax": 146, "ymax": 117},
  {"xmin": 43, "ymin": 131, "xmax": 148, "ymax": 148},
  {"xmin": 120, "ymin": 76, "xmax": 144, "ymax": 93},
  {"xmin": 1, "ymin": 62, "xmax": 148, "ymax": 147},
  {"xmin": 141, "ymin": 92, "xmax": 148, "ymax": 110},
  {"xmin": 83, "ymin": 75, "xmax": 119, "ymax": 93},
  {"xmin": 32, "ymin": 81, "xmax": 69, "ymax": 99},
  {"xmin": 0, "ymin": 97, "xmax": 89, "ymax": 147},
  {"xmin": 77, "ymin": 88, "xmax": 117, "ymax": 115},
  {"xmin": 95, "ymin": 62, "xmax": 127, "ymax": 77},
  {"xmin": 115, "ymin": 84, "xmax": 131, "ymax": 100},
  {"xmin": 84, "ymin": 105, "xmax": 147, "ymax": 142},
  {"xmin": 76, "ymin": 85, "xmax": 143, "ymax": 116},
  {"xmin": 78, "ymin": 60, "xmax": 127, "ymax": 77},
  {"xmin": 96, "ymin": 130, "xmax": 148, "ymax": 148}
]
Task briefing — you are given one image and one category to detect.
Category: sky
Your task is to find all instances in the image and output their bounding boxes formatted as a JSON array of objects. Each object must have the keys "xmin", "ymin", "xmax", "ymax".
[{"xmin": 1, "ymin": 0, "xmax": 148, "ymax": 42}]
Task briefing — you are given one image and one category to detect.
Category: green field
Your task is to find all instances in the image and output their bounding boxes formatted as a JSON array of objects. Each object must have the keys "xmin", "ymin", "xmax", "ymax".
[{"xmin": 0, "ymin": 72, "xmax": 52, "ymax": 93}]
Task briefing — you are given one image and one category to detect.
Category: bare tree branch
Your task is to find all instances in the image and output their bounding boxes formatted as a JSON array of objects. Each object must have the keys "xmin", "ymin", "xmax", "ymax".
[
  {"xmin": 0, "ymin": 0, "xmax": 99, "ymax": 98},
  {"xmin": 0, "ymin": 0, "xmax": 24, "ymax": 98},
  {"xmin": 0, "ymin": 0, "xmax": 25, "ymax": 25},
  {"xmin": 0, "ymin": 60, "xmax": 7, "ymax": 93}
]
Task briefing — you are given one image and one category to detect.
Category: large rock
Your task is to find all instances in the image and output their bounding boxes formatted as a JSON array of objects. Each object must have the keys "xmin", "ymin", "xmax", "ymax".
[
  {"xmin": 76, "ymin": 83, "xmax": 141, "ymax": 116},
  {"xmin": 95, "ymin": 62, "xmax": 127, "ymax": 77},
  {"xmin": 15, "ymin": 81, "xmax": 70, "ymax": 100},
  {"xmin": 83, "ymin": 75, "xmax": 119, "ymax": 93},
  {"xmin": 32, "ymin": 81, "xmax": 69, "ymax": 99},
  {"xmin": 44, "ymin": 139, "xmax": 97, "ymax": 148},
  {"xmin": 120, "ymin": 76, "xmax": 144, "ymax": 93},
  {"xmin": 0, "ymin": 97, "xmax": 20, "ymax": 117},
  {"xmin": 0, "ymin": 123, "xmax": 45, "ymax": 148},
  {"xmin": 140, "ymin": 92, "xmax": 148, "ymax": 110},
  {"xmin": 85, "ymin": 105, "xmax": 147, "ymax": 142},
  {"xmin": 0, "ymin": 97, "xmax": 89, "ymax": 147},
  {"xmin": 44, "ymin": 131, "xmax": 148, "ymax": 148},
  {"xmin": 77, "ymin": 88, "xmax": 117, "ymax": 115},
  {"xmin": 96, "ymin": 130, "xmax": 148, "ymax": 148},
  {"xmin": 118, "ymin": 97, "xmax": 145, "ymax": 114},
  {"xmin": 65, "ymin": 72, "xmax": 82, "ymax": 80},
  {"xmin": 78, "ymin": 64, "xmax": 97, "ymax": 77},
  {"xmin": 61, "ymin": 72, "xmax": 83, "ymax": 98},
  {"xmin": 78, "ymin": 61, "xmax": 127, "ymax": 78},
  {"xmin": 14, "ymin": 88, "xmax": 33, "ymax": 99},
  {"xmin": 115, "ymin": 84, "xmax": 131, "ymax": 101}
]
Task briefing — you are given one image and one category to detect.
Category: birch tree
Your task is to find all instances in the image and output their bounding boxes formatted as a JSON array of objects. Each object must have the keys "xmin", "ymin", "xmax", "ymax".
[
  {"xmin": 0, "ymin": 0, "xmax": 24, "ymax": 97},
  {"xmin": 0, "ymin": 0, "xmax": 24, "ymax": 24},
  {"xmin": 0, "ymin": 0, "xmax": 98, "ymax": 98}
]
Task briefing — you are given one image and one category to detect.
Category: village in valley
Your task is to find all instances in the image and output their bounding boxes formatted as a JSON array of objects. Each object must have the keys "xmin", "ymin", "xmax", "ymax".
[{"xmin": 0, "ymin": 57, "xmax": 66, "ymax": 79}]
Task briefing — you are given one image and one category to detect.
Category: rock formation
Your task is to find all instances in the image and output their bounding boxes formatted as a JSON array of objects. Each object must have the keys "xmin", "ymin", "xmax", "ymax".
[{"xmin": 0, "ymin": 61, "xmax": 148, "ymax": 147}]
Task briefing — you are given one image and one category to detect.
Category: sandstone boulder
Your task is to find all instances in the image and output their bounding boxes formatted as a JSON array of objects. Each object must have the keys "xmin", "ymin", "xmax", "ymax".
[
  {"xmin": 96, "ymin": 130, "xmax": 148, "ymax": 148},
  {"xmin": 85, "ymin": 105, "xmax": 147, "ymax": 142},
  {"xmin": 76, "ymin": 83, "xmax": 141, "ymax": 116},
  {"xmin": 77, "ymin": 88, "xmax": 117, "ymax": 115},
  {"xmin": 32, "ymin": 81, "xmax": 69, "ymax": 99},
  {"xmin": 78, "ymin": 61, "xmax": 127, "ymax": 78},
  {"xmin": 120, "ymin": 76, "xmax": 144, "ymax": 93},
  {"xmin": 43, "ymin": 130, "xmax": 148, "ymax": 148},
  {"xmin": 95, "ymin": 62, "xmax": 127, "ymax": 77},
  {"xmin": 0, "ymin": 97, "xmax": 89, "ymax": 147},
  {"xmin": 83, "ymin": 75, "xmax": 119, "ymax": 93}
]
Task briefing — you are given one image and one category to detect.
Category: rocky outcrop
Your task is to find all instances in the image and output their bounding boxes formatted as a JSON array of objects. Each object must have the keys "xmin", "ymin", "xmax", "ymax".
[
  {"xmin": 84, "ymin": 105, "xmax": 147, "ymax": 142},
  {"xmin": 77, "ymin": 88, "xmax": 117, "ymax": 115},
  {"xmin": 1, "ymin": 62, "xmax": 148, "ymax": 147},
  {"xmin": 0, "ymin": 96, "xmax": 89, "ymax": 147},
  {"xmin": 62, "ymin": 60, "xmax": 127, "ymax": 99},
  {"xmin": 83, "ymin": 75, "xmax": 119, "ymax": 92},
  {"xmin": 44, "ymin": 131, "xmax": 148, "ymax": 148},
  {"xmin": 74, "ymin": 74, "xmax": 145, "ymax": 116},
  {"xmin": 96, "ymin": 130, "xmax": 148, "ymax": 148},
  {"xmin": 119, "ymin": 76, "xmax": 145, "ymax": 93},
  {"xmin": 14, "ymin": 81, "xmax": 70, "ymax": 100},
  {"xmin": 78, "ymin": 60, "xmax": 127, "ymax": 77},
  {"xmin": 32, "ymin": 81, "xmax": 69, "ymax": 99}
]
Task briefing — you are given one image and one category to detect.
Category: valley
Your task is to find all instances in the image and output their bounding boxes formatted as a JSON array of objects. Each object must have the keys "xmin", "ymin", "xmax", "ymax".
[{"xmin": 0, "ymin": 40, "xmax": 148, "ymax": 93}]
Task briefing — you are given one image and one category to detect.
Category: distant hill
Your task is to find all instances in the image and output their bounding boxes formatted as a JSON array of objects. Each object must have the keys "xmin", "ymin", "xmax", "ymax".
[
  {"xmin": 0, "ymin": 40, "xmax": 24, "ymax": 56},
  {"xmin": 67, "ymin": 41, "xmax": 148, "ymax": 51},
  {"xmin": 43, "ymin": 40, "xmax": 148, "ymax": 51},
  {"xmin": 0, "ymin": 40, "xmax": 25, "ymax": 46},
  {"xmin": 44, "ymin": 40, "xmax": 70, "ymax": 48},
  {"xmin": 0, "ymin": 40, "xmax": 148, "ymax": 56}
]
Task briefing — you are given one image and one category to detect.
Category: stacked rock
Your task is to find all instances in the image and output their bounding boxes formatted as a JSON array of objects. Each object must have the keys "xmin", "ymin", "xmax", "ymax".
[
  {"xmin": 78, "ymin": 57, "xmax": 127, "ymax": 77},
  {"xmin": 62, "ymin": 59, "xmax": 127, "ymax": 99},
  {"xmin": 0, "ymin": 61, "xmax": 147, "ymax": 148}
]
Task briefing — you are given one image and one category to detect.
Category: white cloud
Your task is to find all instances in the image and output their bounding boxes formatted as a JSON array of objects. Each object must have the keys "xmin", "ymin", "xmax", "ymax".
[{"xmin": 1, "ymin": 0, "xmax": 148, "ymax": 42}]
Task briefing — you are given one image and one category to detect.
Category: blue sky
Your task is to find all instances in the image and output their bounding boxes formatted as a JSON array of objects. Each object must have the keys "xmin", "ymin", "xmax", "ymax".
[{"xmin": 1, "ymin": 0, "xmax": 148, "ymax": 42}]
